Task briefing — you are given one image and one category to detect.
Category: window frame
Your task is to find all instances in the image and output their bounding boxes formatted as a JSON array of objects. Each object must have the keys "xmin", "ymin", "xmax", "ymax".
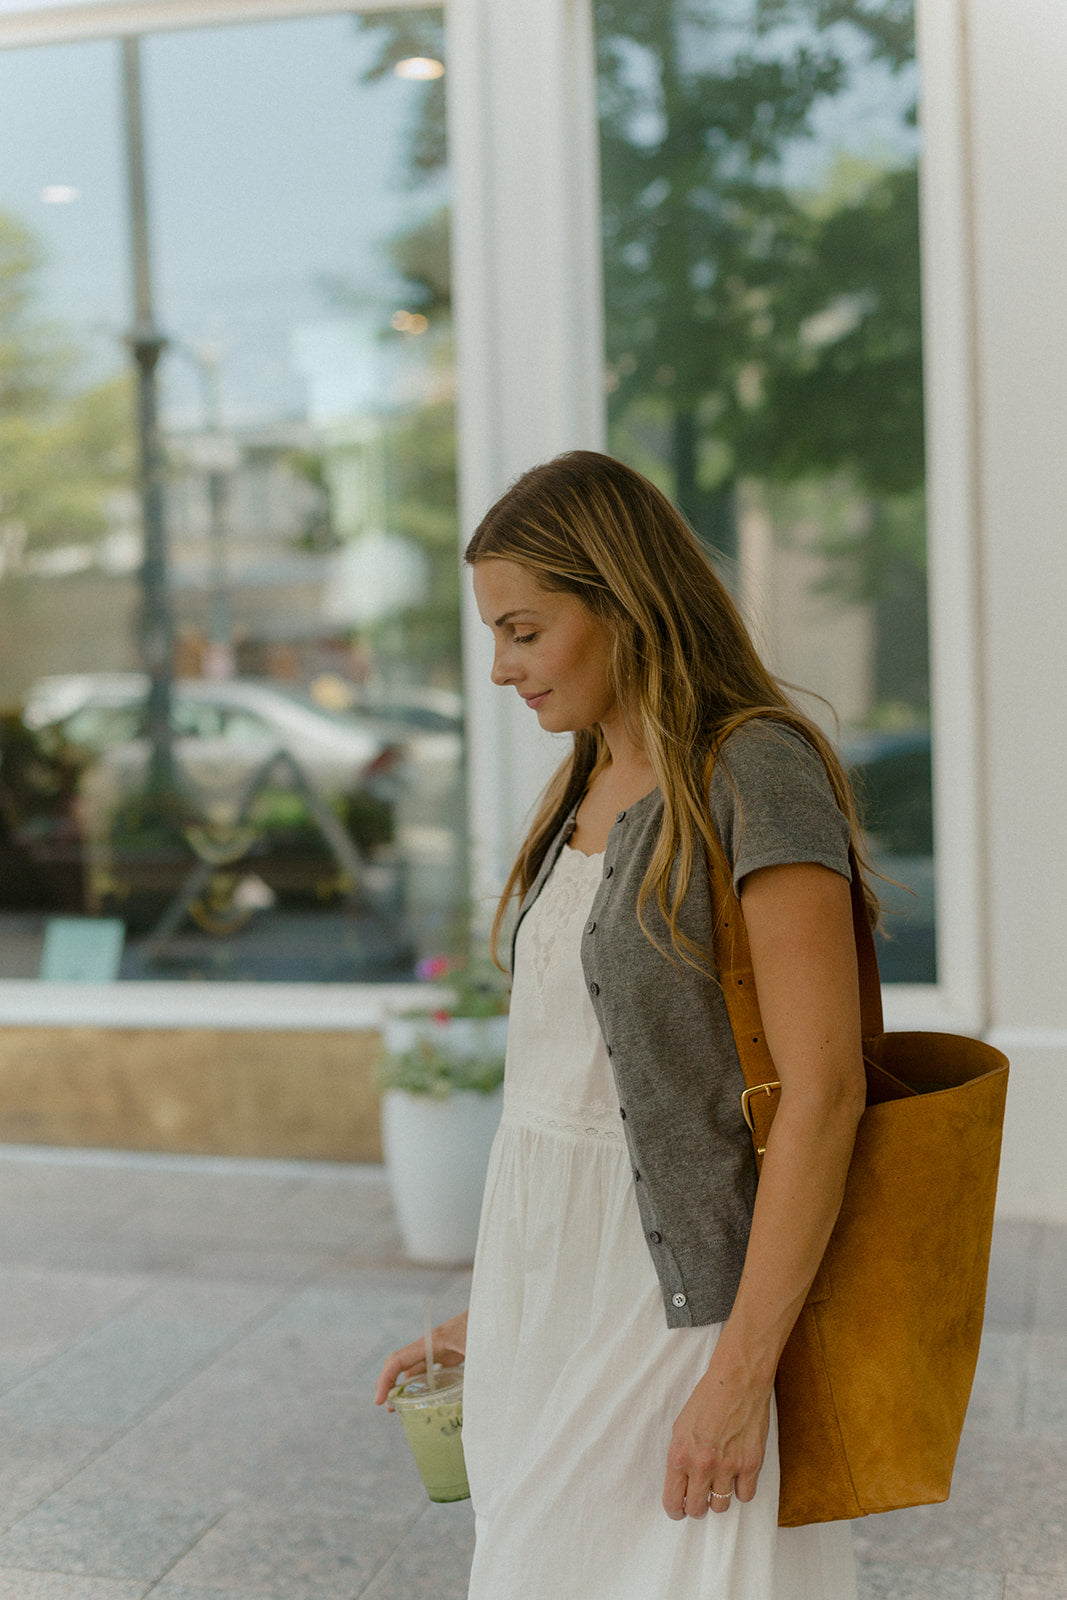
[{"xmin": 0, "ymin": 0, "xmax": 983, "ymax": 1033}]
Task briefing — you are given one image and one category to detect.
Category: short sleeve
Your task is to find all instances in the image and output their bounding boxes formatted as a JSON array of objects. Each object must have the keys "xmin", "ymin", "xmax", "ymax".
[{"xmin": 708, "ymin": 720, "xmax": 852, "ymax": 895}]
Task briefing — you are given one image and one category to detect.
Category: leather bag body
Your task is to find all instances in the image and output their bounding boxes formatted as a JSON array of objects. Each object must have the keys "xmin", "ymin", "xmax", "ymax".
[{"xmin": 710, "ymin": 853, "xmax": 1009, "ymax": 1527}]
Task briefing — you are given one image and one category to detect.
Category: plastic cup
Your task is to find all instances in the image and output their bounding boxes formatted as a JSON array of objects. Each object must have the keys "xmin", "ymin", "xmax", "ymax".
[{"xmin": 388, "ymin": 1364, "xmax": 470, "ymax": 1503}]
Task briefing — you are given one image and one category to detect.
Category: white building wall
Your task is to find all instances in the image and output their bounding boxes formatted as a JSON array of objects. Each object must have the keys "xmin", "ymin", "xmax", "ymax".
[
  {"xmin": 447, "ymin": 0, "xmax": 608, "ymax": 919},
  {"xmin": 966, "ymin": 0, "xmax": 1067, "ymax": 1219}
]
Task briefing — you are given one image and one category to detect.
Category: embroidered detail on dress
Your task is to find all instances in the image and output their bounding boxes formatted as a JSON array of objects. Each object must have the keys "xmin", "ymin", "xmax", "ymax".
[
  {"xmin": 524, "ymin": 846, "xmax": 604, "ymax": 1018},
  {"xmin": 502, "ymin": 1099, "xmax": 626, "ymax": 1144}
]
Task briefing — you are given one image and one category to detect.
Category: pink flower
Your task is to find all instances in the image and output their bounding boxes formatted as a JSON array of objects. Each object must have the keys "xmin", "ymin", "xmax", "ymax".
[
  {"xmin": 416, "ymin": 955, "xmax": 452, "ymax": 982},
  {"xmin": 432, "ymin": 1008, "xmax": 453, "ymax": 1025}
]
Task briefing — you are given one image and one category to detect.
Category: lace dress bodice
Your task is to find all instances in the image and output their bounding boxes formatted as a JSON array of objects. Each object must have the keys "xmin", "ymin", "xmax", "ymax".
[{"xmin": 500, "ymin": 844, "xmax": 625, "ymax": 1144}]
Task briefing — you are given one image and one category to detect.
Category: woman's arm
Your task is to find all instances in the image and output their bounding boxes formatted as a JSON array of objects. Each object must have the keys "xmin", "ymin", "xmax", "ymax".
[
  {"xmin": 374, "ymin": 1311, "xmax": 468, "ymax": 1407},
  {"xmin": 662, "ymin": 861, "xmax": 866, "ymax": 1520}
]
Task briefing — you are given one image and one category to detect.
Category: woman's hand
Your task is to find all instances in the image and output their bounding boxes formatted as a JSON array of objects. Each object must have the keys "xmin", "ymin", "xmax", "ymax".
[
  {"xmin": 661, "ymin": 861, "xmax": 865, "ymax": 1523},
  {"xmin": 662, "ymin": 1341, "xmax": 773, "ymax": 1519},
  {"xmin": 373, "ymin": 1310, "xmax": 468, "ymax": 1407}
]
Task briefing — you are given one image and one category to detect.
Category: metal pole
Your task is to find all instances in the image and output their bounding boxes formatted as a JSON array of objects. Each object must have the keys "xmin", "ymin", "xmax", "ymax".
[
  {"xmin": 123, "ymin": 33, "xmax": 176, "ymax": 795},
  {"xmin": 198, "ymin": 347, "xmax": 235, "ymax": 678}
]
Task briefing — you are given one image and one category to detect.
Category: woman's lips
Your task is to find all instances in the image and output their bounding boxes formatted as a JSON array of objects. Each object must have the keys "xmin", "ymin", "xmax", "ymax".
[{"xmin": 522, "ymin": 692, "xmax": 550, "ymax": 710}]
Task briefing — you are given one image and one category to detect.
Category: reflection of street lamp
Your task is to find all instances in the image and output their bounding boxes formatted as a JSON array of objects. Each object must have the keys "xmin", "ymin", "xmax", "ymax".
[
  {"xmin": 174, "ymin": 340, "xmax": 236, "ymax": 679},
  {"xmin": 122, "ymin": 35, "xmax": 176, "ymax": 793}
]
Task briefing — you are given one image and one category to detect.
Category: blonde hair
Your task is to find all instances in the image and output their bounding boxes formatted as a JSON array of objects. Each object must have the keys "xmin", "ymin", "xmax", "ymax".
[{"xmin": 465, "ymin": 450, "xmax": 877, "ymax": 969}]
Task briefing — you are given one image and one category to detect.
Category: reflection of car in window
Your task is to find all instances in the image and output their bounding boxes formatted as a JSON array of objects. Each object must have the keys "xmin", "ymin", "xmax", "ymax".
[
  {"xmin": 843, "ymin": 728, "xmax": 935, "ymax": 986},
  {"xmin": 6, "ymin": 674, "xmax": 414, "ymax": 933},
  {"xmin": 22, "ymin": 673, "xmax": 403, "ymax": 806},
  {"xmin": 843, "ymin": 728, "xmax": 933, "ymax": 858}
]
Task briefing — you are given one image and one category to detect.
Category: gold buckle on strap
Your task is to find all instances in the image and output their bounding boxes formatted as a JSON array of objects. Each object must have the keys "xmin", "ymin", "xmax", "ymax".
[{"xmin": 740, "ymin": 1080, "xmax": 781, "ymax": 1133}]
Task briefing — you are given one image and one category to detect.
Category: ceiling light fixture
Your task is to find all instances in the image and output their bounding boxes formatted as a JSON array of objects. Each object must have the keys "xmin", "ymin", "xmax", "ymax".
[{"xmin": 394, "ymin": 57, "xmax": 444, "ymax": 81}]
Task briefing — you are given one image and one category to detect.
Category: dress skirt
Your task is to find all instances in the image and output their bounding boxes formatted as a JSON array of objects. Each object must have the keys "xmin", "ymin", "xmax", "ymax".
[{"xmin": 462, "ymin": 844, "xmax": 857, "ymax": 1600}]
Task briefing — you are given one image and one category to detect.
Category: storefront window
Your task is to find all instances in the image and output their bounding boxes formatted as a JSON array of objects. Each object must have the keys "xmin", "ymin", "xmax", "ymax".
[
  {"xmin": 594, "ymin": 0, "xmax": 933, "ymax": 981},
  {"xmin": 0, "ymin": 9, "xmax": 463, "ymax": 983}
]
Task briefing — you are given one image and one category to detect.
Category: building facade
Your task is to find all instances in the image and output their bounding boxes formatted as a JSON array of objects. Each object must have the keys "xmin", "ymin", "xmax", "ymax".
[{"xmin": 0, "ymin": 0, "xmax": 1063, "ymax": 1220}]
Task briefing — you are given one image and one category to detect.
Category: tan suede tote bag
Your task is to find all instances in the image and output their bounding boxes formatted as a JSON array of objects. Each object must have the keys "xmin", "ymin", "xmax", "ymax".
[{"xmin": 711, "ymin": 851, "xmax": 1009, "ymax": 1527}]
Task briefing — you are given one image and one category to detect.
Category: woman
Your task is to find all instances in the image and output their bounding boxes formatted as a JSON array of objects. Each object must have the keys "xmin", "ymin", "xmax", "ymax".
[{"xmin": 376, "ymin": 451, "xmax": 869, "ymax": 1598}]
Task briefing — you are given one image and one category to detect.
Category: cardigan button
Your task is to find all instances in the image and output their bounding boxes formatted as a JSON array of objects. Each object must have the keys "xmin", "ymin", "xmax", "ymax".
[
  {"xmin": 615, "ymin": 809, "xmax": 626, "ymax": 822},
  {"xmin": 672, "ymin": 1292, "xmax": 687, "ymax": 1309},
  {"xmin": 588, "ymin": 981, "xmax": 600, "ymax": 997},
  {"xmin": 633, "ymin": 1168, "xmax": 641, "ymax": 1182},
  {"xmin": 648, "ymin": 1230, "xmax": 662, "ymax": 1245},
  {"xmin": 585, "ymin": 920, "xmax": 596, "ymax": 934},
  {"xmin": 603, "ymin": 863, "xmax": 614, "ymax": 878},
  {"xmin": 619, "ymin": 1106, "xmax": 626, "ymax": 1119}
]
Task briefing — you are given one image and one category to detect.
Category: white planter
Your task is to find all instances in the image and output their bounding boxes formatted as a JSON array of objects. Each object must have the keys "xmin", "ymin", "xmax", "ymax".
[{"xmin": 381, "ymin": 1085, "xmax": 504, "ymax": 1265}]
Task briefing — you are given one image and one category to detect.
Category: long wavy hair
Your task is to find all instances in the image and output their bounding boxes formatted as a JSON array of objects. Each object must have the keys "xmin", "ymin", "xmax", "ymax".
[{"xmin": 465, "ymin": 450, "xmax": 877, "ymax": 969}]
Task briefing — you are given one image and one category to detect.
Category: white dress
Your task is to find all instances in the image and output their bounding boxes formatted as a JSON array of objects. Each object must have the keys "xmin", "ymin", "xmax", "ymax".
[{"xmin": 462, "ymin": 844, "xmax": 858, "ymax": 1600}]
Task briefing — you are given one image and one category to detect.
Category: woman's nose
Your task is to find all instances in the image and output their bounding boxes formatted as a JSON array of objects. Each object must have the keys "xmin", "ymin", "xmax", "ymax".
[{"xmin": 490, "ymin": 642, "xmax": 517, "ymax": 686}]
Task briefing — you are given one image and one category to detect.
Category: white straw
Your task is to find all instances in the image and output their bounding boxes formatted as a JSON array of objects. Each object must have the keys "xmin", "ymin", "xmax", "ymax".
[{"xmin": 424, "ymin": 1296, "xmax": 436, "ymax": 1390}]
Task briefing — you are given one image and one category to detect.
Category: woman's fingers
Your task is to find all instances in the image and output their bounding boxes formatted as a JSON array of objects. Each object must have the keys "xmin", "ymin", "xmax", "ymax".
[
  {"xmin": 374, "ymin": 1338, "xmax": 428, "ymax": 1406},
  {"xmin": 665, "ymin": 1467, "xmax": 745, "ymax": 1520},
  {"xmin": 707, "ymin": 1480, "xmax": 737, "ymax": 1515},
  {"xmin": 734, "ymin": 1464, "xmax": 760, "ymax": 1504},
  {"xmin": 662, "ymin": 1461, "xmax": 690, "ymax": 1521},
  {"xmin": 373, "ymin": 1312, "xmax": 469, "ymax": 1408}
]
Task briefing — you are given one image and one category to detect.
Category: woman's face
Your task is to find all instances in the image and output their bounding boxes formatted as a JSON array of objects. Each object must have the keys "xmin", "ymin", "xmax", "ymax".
[{"xmin": 472, "ymin": 559, "xmax": 617, "ymax": 734}]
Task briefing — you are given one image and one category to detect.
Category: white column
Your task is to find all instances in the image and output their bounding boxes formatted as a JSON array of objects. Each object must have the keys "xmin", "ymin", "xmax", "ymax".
[
  {"xmin": 446, "ymin": 0, "xmax": 607, "ymax": 924},
  {"xmin": 966, "ymin": 0, "xmax": 1067, "ymax": 1220}
]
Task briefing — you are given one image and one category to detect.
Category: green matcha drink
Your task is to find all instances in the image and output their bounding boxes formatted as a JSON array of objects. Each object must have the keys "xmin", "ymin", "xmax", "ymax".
[{"xmin": 389, "ymin": 1365, "xmax": 470, "ymax": 1503}]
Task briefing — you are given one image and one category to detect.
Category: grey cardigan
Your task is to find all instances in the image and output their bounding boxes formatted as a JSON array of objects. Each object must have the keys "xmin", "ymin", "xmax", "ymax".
[{"xmin": 510, "ymin": 721, "xmax": 852, "ymax": 1329}]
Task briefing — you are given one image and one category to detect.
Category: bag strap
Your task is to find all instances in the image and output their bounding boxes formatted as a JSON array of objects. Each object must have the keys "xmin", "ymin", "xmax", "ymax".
[{"xmin": 710, "ymin": 848, "xmax": 882, "ymax": 1162}]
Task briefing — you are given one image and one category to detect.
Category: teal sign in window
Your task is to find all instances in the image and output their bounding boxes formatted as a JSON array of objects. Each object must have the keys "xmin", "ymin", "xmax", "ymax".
[{"xmin": 40, "ymin": 918, "xmax": 126, "ymax": 982}]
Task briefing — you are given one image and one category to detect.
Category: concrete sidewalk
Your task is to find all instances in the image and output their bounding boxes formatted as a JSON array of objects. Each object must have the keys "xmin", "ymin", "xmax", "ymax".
[{"xmin": 0, "ymin": 1146, "xmax": 1061, "ymax": 1600}]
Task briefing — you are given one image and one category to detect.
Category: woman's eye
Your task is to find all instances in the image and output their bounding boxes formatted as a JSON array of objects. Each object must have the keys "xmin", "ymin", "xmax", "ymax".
[{"xmin": 513, "ymin": 632, "xmax": 537, "ymax": 645}]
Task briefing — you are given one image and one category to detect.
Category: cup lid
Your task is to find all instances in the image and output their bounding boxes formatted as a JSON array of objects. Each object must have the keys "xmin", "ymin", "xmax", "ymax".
[{"xmin": 388, "ymin": 1364, "xmax": 464, "ymax": 1405}]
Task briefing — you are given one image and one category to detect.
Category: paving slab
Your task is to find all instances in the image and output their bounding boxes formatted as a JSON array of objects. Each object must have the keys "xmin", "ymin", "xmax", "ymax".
[
  {"xmin": 0, "ymin": 1493, "xmax": 219, "ymax": 1583},
  {"xmin": 0, "ymin": 1424, "xmax": 119, "ymax": 1534},
  {"xmin": 355, "ymin": 1500, "xmax": 476, "ymax": 1600},
  {"xmin": 0, "ymin": 1148, "xmax": 1062, "ymax": 1600},
  {"xmin": 965, "ymin": 1327, "xmax": 1027, "ymax": 1435},
  {"xmin": 0, "ymin": 1576, "xmax": 145, "ymax": 1600},
  {"xmin": 1003, "ymin": 1578, "xmax": 1067, "ymax": 1600},
  {"xmin": 983, "ymin": 1221, "xmax": 1040, "ymax": 1330},
  {"xmin": 1033, "ymin": 1226, "xmax": 1067, "ymax": 1330},
  {"xmin": 68, "ymin": 1373, "xmax": 417, "ymax": 1517},
  {"xmin": 148, "ymin": 1509, "xmax": 413, "ymax": 1599},
  {"xmin": 0, "ymin": 1280, "xmax": 283, "ymax": 1429},
  {"xmin": 856, "ymin": 1565, "xmax": 1004, "ymax": 1600}
]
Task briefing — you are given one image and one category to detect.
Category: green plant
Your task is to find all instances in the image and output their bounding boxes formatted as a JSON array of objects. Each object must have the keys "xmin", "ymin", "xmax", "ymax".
[
  {"xmin": 376, "ymin": 955, "xmax": 509, "ymax": 1096},
  {"xmin": 376, "ymin": 1035, "xmax": 505, "ymax": 1098}
]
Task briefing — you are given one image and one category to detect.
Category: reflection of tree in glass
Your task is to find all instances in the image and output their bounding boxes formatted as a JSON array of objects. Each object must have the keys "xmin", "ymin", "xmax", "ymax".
[
  {"xmin": 353, "ymin": 3, "xmax": 925, "ymax": 713},
  {"xmin": 596, "ymin": 1, "xmax": 920, "ymax": 550},
  {"xmin": 0, "ymin": 212, "xmax": 133, "ymax": 560},
  {"xmin": 333, "ymin": 12, "xmax": 459, "ymax": 688},
  {"xmin": 356, "ymin": 10, "xmax": 447, "ymax": 183}
]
